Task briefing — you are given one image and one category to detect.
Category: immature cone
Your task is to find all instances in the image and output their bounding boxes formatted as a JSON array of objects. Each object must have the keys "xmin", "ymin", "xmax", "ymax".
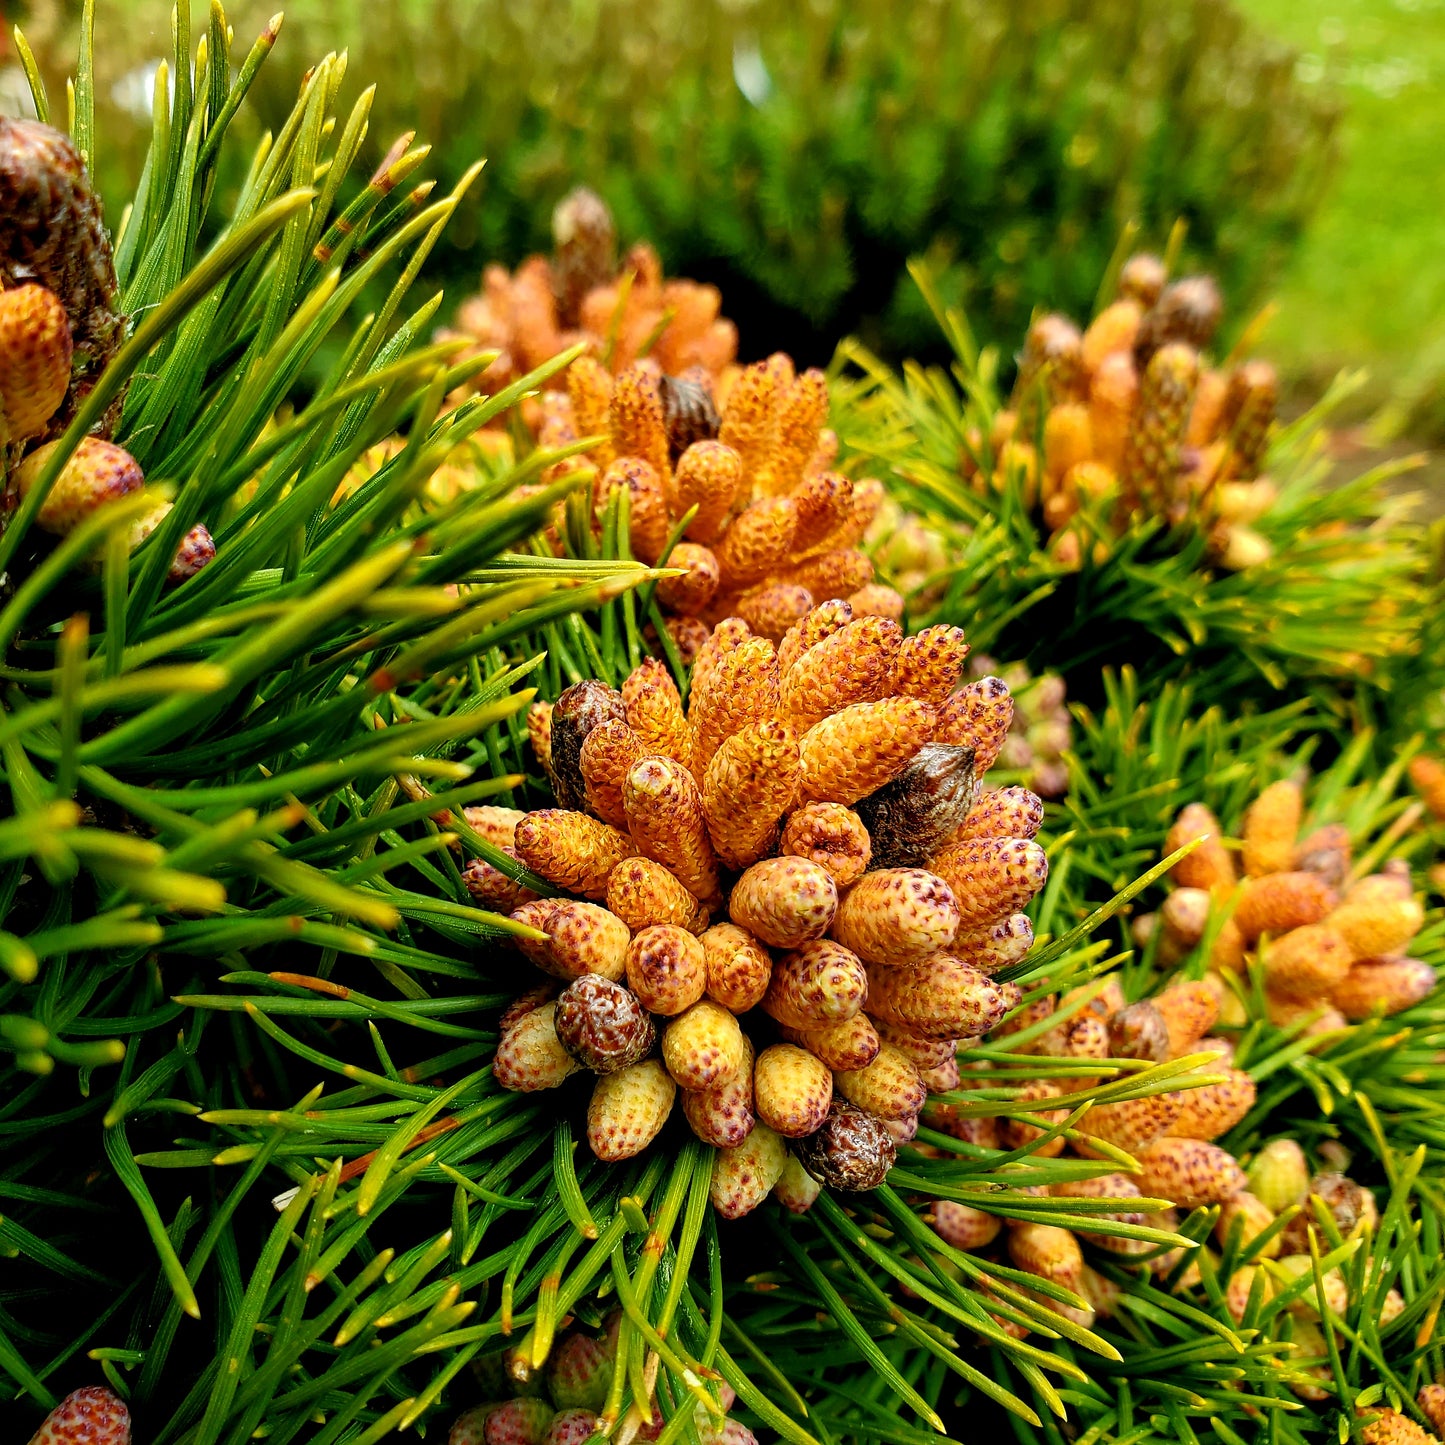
[
  {"xmin": 998, "ymin": 1079, "xmax": 1068, "ymax": 1155},
  {"xmin": 608, "ymin": 366, "xmax": 670, "ymax": 484},
  {"xmin": 689, "ymin": 635, "xmax": 780, "ymax": 773},
  {"xmin": 834, "ymin": 1044, "xmax": 927, "ymax": 1121},
  {"xmin": 1008, "ymin": 1222, "xmax": 1084, "ymax": 1291},
  {"xmin": 1242, "ymin": 779, "xmax": 1302, "ymax": 877},
  {"xmin": 626, "ymin": 925, "xmax": 707, "ymax": 1016},
  {"xmin": 548, "ymin": 680, "xmax": 627, "ymax": 813},
  {"xmin": 866, "ymin": 953, "xmax": 1020, "ymax": 1039},
  {"xmin": 935, "ymin": 677, "xmax": 1013, "ymax": 774},
  {"xmin": 0, "ymin": 118, "xmax": 125, "ymax": 439},
  {"xmin": 762, "ymin": 938, "xmax": 868, "ymax": 1030},
  {"xmin": 1120, "ymin": 342, "xmax": 1199, "ymax": 513},
  {"xmin": 579, "ymin": 720, "xmax": 645, "ymax": 830},
  {"xmin": 662, "ymin": 1001, "xmax": 746, "ymax": 1090},
  {"xmin": 656, "ymin": 541, "xmax": 721, "ymax": 616},
  {"xmin": 1357, "ymin": 1409, "xmax": 1442, "ymax": 1445},
  {"xmin": 1170, "ymin": 1070, "xmax": 1257, "ymax": 1140},
  {"xmin": 830, "ymin": 867, "xmax": 960, "ymax": 966},
  {"xmin": 555, "ymin": 976, "xmax": 656, "ymax": 1074},
  {"xmin": 779, "ymin": 802, "xmax": 873, "ymax": 887},
  {"xmin": 929, "ymin": 837, "xmax": 1049, "ymax": 930},
  {"xmin": 778, "ymin": 596, "xmax": 853, "ymax": 672},
  {"xmin": 495, "ymin": 1004, "xmax": 581, "ymax": 1092},
  {"xmin": 621, "ymin": 658, "xmax": 693, "ymax": 770},
  {"xmin": 1417, "ymin": 1387, "xmax": 1445, "ymax": 1438},
  {"xmin": 1166, "ymin": 802, "xmax": 1236, "ymax": 893},
  {"xmin": 710, "ymin": 1122, "xmax": 788, "ymax": 1219},
  {"xmin": 773, "ymin": 1154, "xmax": 823, "ymax": 1214},
  {"xmin": 780, "ymin": 615, "xmax": 901, "ymax": 731},
  {"xmin": 547, "ymin": 1411, "xmax": 605, "ymax": 1445},
  {"xmin": 607, "ymin": 856, "xmax": 706, "ymax": 934},
  {"xmin": 587, "ymin": 1060, "xmax": 676, "ymax": 1161},
  {"xmin": 700, "ymin": 922, "xmax": 772, "ymax": 1013},
  {"xmin": 753, "ymin": 1043, "xmax": 834, "ymax": 1137},
  {"xmin": 1246, "ymin": 1139, "xmax": 1310, "ymax": 1214},
  {"xmin": 1221, "ymin": 359, "xmax": 1278, "ymax": 479},
  {"xmin": 730, "ymin": 856, "xmax": 838, "ymax": 949},
  {"xmin": 1331, "ymin": 958, "xmax": 1435, "ymax": 1019},
  {"xmin": 1136, "ymin": 1137, "xmax": 1248, "ymax": 1208},
  {"xmin": 736, "ymin": 581, "xmax": 814, "ymax": 642},
  {"xmin": 1233, "ymin": 872, "xmax": 1336, "ymax": 943},
  {"xmin": 1077, "ymin": 1091, "xmax": 1184, "ymax": 1154},
  {"xmin": 952, "ymin": 914, "xmax": 1035, "ymax": 973},
  {"xmin": 702, "ymin": 719, "xmax": 801, "ymax": 869},
  {"xmin": 1261, "ymin": 923, "xmax": 1352, "ymax": 999},
  {"xmin": 798, "ymin": 697, "xmax": 937, "ymax": 806},
  {"xmin": 529, "ymin": 901, "xmax": 631, "ymax": 982},
  {"xmin": 514, "ymin": 810, "xmax": 636, "ymax": 898},
  {"xmin": 477, "ymin": 1398, "xmax": 554, "ymax": 1444},
  {"xmin": 1109, "ymin": 1000, "xmax": 1170, "ymax": 1063},
  {"xmin": 624, "ymin": 754, "xmax": 720, "ymax": 903},
  {"xmin": 1329, "ymin": 890, "xmax": 1425, "ymax": 960},
  {"xmin": 786, "ymin": 1013, "xmax": 882, "ymax": 1071},
  {"xmin": 674, "ymin": 440, "xmax": 743, "ymax": 545},
  {"xmin": 0, "ymin": 283, "xmax": 72, "ymax": 442},
  {"xmin": 26, "ymin": 1386, "xmax": 132, "ymax": 1445},
  {"xmin": 1152, "ymin": 980, "xmax": 1220, "ymax": 1057},
  {"xmin": 932, "ymin": 1200, "xmax": 1002, "ymax": 1251},
  {"xmin": 794, "ymin": 1099, "xmax": 897, "ymax": 1191},
  {"xmin": 855, "ymin": 744, "xmax": 979, "ymax": 869},
  {"xmin": 14, "ymin": 437, "xmax": 144, "ymax": 535},
  {"xmin": 682, "ymin": 1036, "xmax": 756, "ymax": 1148}
]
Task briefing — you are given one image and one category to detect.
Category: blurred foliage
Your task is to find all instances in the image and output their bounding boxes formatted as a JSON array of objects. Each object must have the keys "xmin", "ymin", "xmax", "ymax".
[
  {"xmin": 15, "ymin": 0, "xmax": 1340, "ymax": 368},
  {"xmin": 1237, "ymin": 0, "xmax": 1445, "ymax": 443}
]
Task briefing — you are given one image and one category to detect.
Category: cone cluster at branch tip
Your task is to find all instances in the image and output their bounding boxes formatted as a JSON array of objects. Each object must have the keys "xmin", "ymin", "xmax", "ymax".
[
  {"xmin": 491, "ymin": 601, "xmax": 1052, "ymax": 1209},
  {"xmin": 442, "ymin": 187, "xmax": 737, "ymax": 402},
  {"xmin": 448, "ymin": 1318, "xmax": 755, "ymax": 1444},
  {"xmin": 969, "ymin": 252, "xmax": 1280, "ymax": 572},
  {"xmin": 927, "ymin": 967, "xmax": 1400, "ymax": 1353},
  {"xmin": 0, "ymin": 118, "xmax": 213, "ymax": 582},
  {"xmin": 513, "ymin": 336, "xmax": 896, "ymax": 660},
  {"xmin": 1141, "ymin": 778, "xmax": 1433, "ymax": 1029}
]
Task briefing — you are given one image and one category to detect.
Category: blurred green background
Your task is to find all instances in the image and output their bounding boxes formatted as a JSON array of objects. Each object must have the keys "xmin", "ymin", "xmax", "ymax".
[{"xmin": 3, "ymin": 0, "xmax": 1442, "ymax": 440}]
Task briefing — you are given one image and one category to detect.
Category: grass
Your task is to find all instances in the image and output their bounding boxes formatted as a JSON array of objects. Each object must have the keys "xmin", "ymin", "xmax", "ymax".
[{"xmin": 1236, "ymin": 0, "xmax": 1445, "ymax": 441}]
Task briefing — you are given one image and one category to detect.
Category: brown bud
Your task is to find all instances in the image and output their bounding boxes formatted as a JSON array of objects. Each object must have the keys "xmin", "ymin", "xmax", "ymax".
[{"xmin": 854, "ymin": 744, "xmax": 979, "ymax": 870}]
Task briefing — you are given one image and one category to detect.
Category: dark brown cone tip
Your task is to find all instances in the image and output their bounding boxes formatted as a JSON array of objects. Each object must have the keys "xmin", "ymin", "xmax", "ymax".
[
  {"xmin": 856, "ymin": 742, "xmax": 978, "ymax": 869},
  {"xmin": 550, "ymin": 680, "xmax": 626, "ymax": 813},
  {"xmin": 660, "ymin": 373, "xmax": 721, "ymax": 462},
  {"xmin": 1108, "ymin": 1000, "xmax": 1170, "ymax": 1063},
  {"xmin": 555, "ymin": 974, "xmax": 656, "ymax": 1073},
  {"xmin": 0, "ymin": 117, "xmax": 124, "ymax": 440},
  {"xmin": 795, "ymin": 1099, "xmax": 897, "ymax": 1191}
]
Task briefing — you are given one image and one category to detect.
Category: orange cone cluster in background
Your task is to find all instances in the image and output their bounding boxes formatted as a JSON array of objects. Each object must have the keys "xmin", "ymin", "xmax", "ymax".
[
  {"xmin": 533, "ymin": 348, "xmax": 897, "ymax": 661},
  {"xmin": 979, "ymin": 252, "xmax": 1282, "ymax": 572},
  {"xmin": 1147, "ymin": 779, "xmax": 1432, "ymax": 1032},
  {"xmin": 486, "ymin": 601, "xmax": 1054, "ymax": 1210},
  {"xmin": 442, "ymin": 186, "xmax": 738, "ymax": 402}
]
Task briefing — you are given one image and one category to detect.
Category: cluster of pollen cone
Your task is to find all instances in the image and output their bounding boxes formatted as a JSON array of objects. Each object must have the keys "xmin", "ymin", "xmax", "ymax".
[
  {"xmin": 533, "ymin": 341, "xmax": 897, "ymax": 665},
  {"xmin": 443, "ymin": 186, "xmax": 738, "ymax": 401},
  {"xmin": 1152, "ymin": 777, "xmax": 1432, "ymax": 1032},
  {"xmin": 929, "ymin": 957, "xmax": 1400, "ymax": 1363},
  {"xmin": 0, "ymin": 117, "xmax": 213, "ymax": 580},
  {"xmin": 475, "ymin": 599, "xmax": 1049, "ymax": 1214},
  {"xmin": 986, "ymin": 250, "xmax": 1282, "ymax": 572},
  {"xmin": 446, "ymin": 1316, "xmax": 758, "ymax": 1445}
]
